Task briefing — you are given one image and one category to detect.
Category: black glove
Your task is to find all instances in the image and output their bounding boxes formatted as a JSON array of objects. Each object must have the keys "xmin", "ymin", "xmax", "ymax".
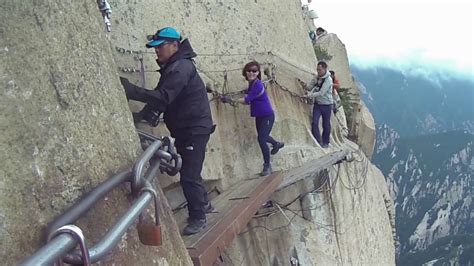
[
  {"xmin": 139, "ymin": 104, "xmax": 161, "ymax": 127},
  {"xmin": 132, "ymin": 112, "xmax": 144, "ymax": 123},
  {"xmin": 206, "ymin": 84, "xmax": 214, "ymax": 93},
  {"xmin": 119, "ymin": 77, "xmax": 136, "ymax": 100},
  {"xmin": 220, "ymin": 95, "xmax": 232, "ymax": 104}
]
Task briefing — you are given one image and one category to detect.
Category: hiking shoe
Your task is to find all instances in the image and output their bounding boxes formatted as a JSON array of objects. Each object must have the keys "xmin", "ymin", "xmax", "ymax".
[
  {"xmin": 321, "ymin": 143, "xmax": 329, "ymax": 148},
  {"xmin": 271, "ymin": 142, "xmax": 285, "ymax": 155},
  {"xmin": 183, "ymin": 218, "xmax": 207, "ymax": 235},
  {"xmin": 262, "ymin": 200, "xmax": 273, "ymax": 208},
  {"xmin": 260, "ymin": 164, "xmax": 272, "ymax": 176},
  {"xmin": 187, "ymin": 203, "xmax": 214, "ymax": 223},
  {"xmin": 204, "ymin": 202, "xmax": 215, "ymax": 213}
]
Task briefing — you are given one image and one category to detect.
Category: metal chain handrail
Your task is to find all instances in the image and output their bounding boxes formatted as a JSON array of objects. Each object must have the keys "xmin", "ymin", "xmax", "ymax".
[
  {"xmin": 115, "ymin": 46, "xmax": 314, "ymax": 77},
  {"xmin": 21, "ymin": 132, "xmax": 181, "ymax": 265},
  {"xmin": 115, "ymin": 46, "xmax": 350, "ymax": 117},
  {"xmin": 114, "ymin": 46, "xmax": 321, "ymax": 107}
]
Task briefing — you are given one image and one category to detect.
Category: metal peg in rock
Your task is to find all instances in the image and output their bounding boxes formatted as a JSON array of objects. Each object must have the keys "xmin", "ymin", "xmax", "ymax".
[
  {"xmin": 97, "ymin": 0, "xmax": 112, "ymax": 32},
  {"xmin": 116, "ymin": 46, "xmax": 126, "ymax": 53}
]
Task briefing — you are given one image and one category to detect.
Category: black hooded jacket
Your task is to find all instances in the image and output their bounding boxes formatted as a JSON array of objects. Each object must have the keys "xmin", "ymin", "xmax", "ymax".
[{"xmin": 125, "ymin": 39, "xmax": 213, "ymax": 139}]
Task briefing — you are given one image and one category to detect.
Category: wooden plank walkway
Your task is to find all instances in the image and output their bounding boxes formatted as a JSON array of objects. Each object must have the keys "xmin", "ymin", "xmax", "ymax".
[
  {"xmin": 175, "ymin": 149, "xmax": 350, "ymax": 265},
  {"xmin": 176, "ymin": 172, "xmax": 283, "ymax": 266},
  {"xmin": 278, "ymin": 149, "xmax": 349, "ymax": 191}
]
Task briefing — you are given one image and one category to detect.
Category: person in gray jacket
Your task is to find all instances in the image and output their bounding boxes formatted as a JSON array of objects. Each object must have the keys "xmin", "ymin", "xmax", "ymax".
[{"xmin": 305, "ymin": 61, "xmax": 333, "ymax": 148}]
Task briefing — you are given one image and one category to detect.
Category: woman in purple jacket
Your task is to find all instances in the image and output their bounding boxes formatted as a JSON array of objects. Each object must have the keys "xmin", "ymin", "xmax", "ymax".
[{"xmin": 239, "ymin": 61, "xmax": 284, "ymax": 176}]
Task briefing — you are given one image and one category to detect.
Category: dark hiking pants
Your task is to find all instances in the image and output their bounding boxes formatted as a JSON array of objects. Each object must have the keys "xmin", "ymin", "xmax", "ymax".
[
  {"xmin": 175, "ymin": 134, "xmax": 210, "ymax": 220},
  {"xmin": 255, "ymin": 114, "xmax": 278, "ymax": 165},
  {"xmin": 311, "ymin": 104, "xmax": 332, "ymax": 145}
]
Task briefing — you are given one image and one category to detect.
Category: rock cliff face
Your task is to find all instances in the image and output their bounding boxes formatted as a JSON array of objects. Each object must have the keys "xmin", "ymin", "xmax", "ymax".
[{"xmin": 1, "ymin": 0, "xmax": 394, "ymax": 264}]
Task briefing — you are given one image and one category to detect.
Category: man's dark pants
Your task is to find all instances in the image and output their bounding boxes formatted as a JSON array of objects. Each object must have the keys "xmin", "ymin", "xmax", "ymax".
[
  {"xmin": 175, "ymin": 134, "xmax": 210, "ymax": 220},
  {"xmin": 311, "ymin": 103, "xmax": 332, "ymax": 145}
]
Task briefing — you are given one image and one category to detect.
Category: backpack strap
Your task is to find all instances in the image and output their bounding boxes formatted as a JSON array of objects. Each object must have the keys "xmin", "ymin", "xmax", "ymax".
[
  {"xmin": 316, "ymin": 77, "xmax": 326, "ymax": 88},
  {"xmin": 315, "ymin": 77, "xmax": 326, "ymax": 91}
]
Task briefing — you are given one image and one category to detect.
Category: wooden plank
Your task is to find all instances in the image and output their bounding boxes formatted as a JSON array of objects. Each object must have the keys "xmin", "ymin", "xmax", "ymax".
[
  {"xmin": 277, "ymin": 149, "xmax": 349, "ymax": 191},
  {"xmin": 180, "ymin": 178, "xmax": 262, "ymax": 248},
  {"xmin": 186, "ymin": 172, "xmax": 283, "ymax": 266}
]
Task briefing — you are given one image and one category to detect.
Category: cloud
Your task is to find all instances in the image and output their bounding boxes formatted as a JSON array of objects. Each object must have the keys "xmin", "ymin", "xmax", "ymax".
[
  {"xmin": 308, "ymin": 1, "xmax": 473, "ymax": 78},
  {"xmin": 350, "ymin": 54, "xmax": 474, "ymax": 82}
]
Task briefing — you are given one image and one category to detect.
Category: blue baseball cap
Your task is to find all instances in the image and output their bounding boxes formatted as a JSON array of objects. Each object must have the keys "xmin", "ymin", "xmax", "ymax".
[{"xmin": 145, "ymin": 27, "xmax": 181, "ymax": 48}]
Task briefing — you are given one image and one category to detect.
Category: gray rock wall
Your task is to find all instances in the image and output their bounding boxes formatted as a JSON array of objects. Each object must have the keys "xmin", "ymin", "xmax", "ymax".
[{"xmin": 1, "ymin": 1, "xmax": 190, "ymax": 264}]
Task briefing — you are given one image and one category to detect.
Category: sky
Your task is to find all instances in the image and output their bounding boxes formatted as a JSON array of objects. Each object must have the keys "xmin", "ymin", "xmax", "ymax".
[{"xmin": 306, "ymin": 0, "xmax": 474, "ymax": 79}]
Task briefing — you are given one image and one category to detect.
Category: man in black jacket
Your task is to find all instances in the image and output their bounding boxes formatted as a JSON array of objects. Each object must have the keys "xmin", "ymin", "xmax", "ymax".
[{"xmin": 120, "ymin": 27, "xmax": 214, "ymax": 235}]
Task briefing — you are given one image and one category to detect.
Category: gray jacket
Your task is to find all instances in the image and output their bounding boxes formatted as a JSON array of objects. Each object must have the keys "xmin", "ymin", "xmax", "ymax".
[{"xmin": 307, "ymin": 71, "xmax": 333, "ymax": 105}]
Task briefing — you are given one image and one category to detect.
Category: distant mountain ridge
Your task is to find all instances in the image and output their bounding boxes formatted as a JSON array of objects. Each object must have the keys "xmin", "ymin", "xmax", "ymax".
[
  {"xmin": 351, "ymin": 64, "xmax": 474, "ymax": 265},
  {"xmin": 374, "ymin": 126, "xmax": 473, "ymax": 265},
  {"xmin": 351, "ymin": 65, "xmax": 474, "ymax": 137}
]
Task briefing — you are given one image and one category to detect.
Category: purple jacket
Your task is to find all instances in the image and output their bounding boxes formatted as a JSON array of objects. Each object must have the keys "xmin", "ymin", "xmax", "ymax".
[{"xmin": 244, "ymin": 79, "xmax": 274, "ymax": 117}]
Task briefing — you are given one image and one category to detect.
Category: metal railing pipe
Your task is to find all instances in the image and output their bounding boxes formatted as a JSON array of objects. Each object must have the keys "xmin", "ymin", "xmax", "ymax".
[
  {"xmin": 133, "ymin": 140, "xmax": 162, "ymax": 192},
  {"xmin": 21, "ymin": 133, "xmax": 178, "ymax": 265},
  {"xmin": 63, "ymin": 160, "xmax": 161, "ymax": 264},
  {"xmin": 20, "ymin": 234, "xmax": 77, "ymax": 266},
  {"xmin": 45, "ymin": 170, "xmax": 132, "ymax": 237},
  {"xmin": 155, "ymin": 149, "xmax": 172, "ymax": 161},
  {"xmin": 63, "ymin": 192, "xmax": 153, "ymax": 264},
  {"xmin": 137, "ymin": 129, "xmax": 160, "ymax": 141},
  {"xmin": 144, "ymin": 158, "xmax": 162, "ymax": 183}
]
